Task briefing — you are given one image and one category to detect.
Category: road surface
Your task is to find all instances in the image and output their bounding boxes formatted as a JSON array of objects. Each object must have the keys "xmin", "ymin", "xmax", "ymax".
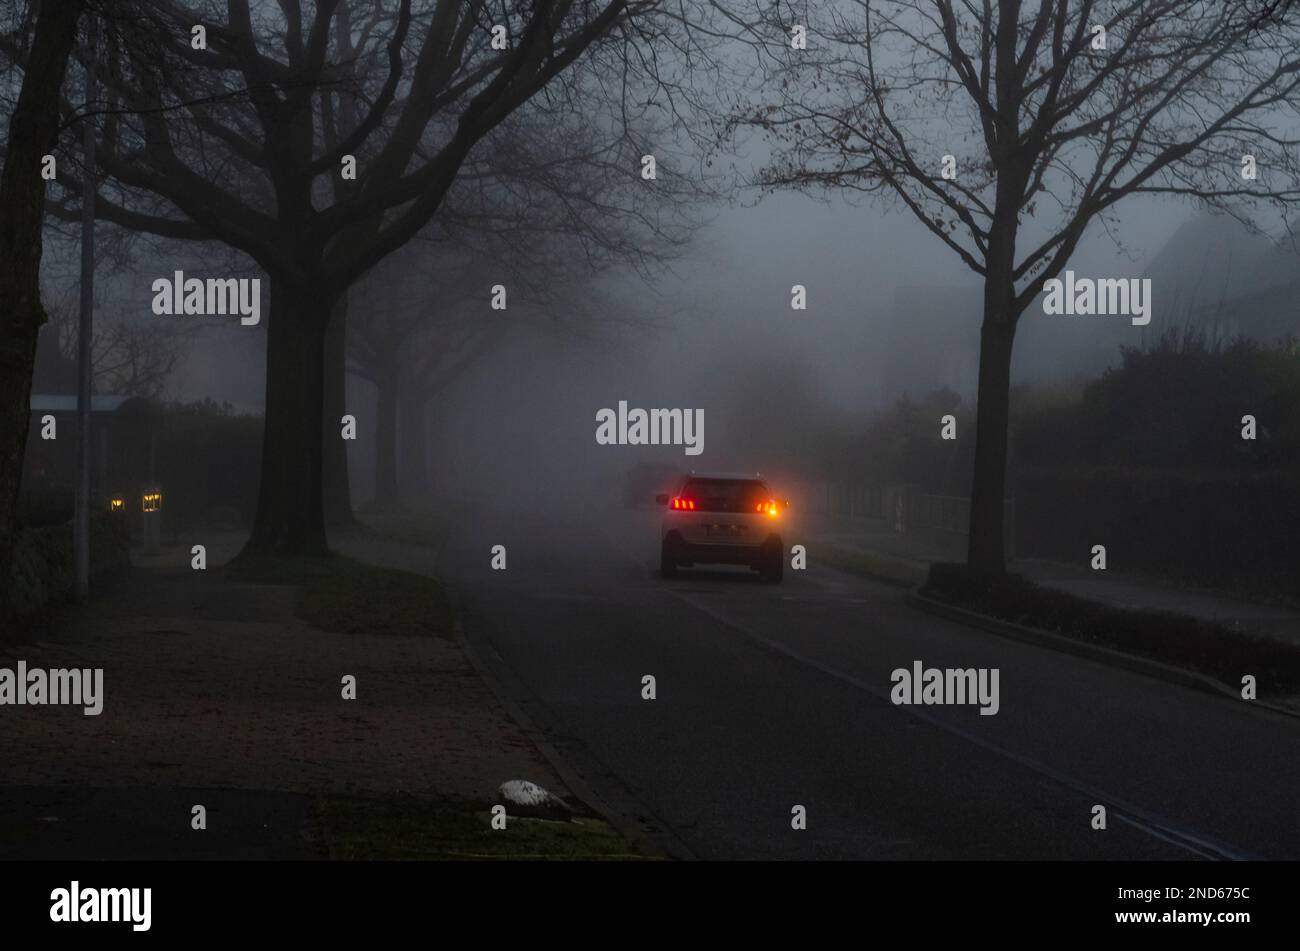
[{"xmin": 345, "ymin": 502, "xmax": 1300, "ymax": 861}]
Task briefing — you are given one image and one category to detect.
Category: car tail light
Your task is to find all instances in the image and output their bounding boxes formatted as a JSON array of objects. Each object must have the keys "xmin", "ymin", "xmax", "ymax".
[
  {"xmin": 671, "ymin": 497, "xmax": 697, "ymax": 511},
  {"xmin": 755, "ymin": 500, "xmax": 781, "ymax": 517}
]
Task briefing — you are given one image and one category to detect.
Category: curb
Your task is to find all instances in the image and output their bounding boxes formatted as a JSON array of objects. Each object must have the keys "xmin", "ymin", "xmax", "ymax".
[
  {"xmin": 907, "ymin": 591, "xmax": 1300, "ymax": 722},
  {"xmin": 450, "ymin": 608, "xmax": 697, "ymax": 861},
  {"xmin": 341, "ymin": 533, "xmax": 695, "ymax": 859}
]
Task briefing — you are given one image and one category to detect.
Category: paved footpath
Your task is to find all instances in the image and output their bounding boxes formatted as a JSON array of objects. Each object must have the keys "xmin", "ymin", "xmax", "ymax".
[{"xmin": 0, "ymin": 533, "xmax": 565, "ymax": 859}]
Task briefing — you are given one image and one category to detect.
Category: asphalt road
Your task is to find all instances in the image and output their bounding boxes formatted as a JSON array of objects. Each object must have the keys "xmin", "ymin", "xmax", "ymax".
[{"xmin": 347, "ymin": 503, "xmax": 1300, "ymax": 861}]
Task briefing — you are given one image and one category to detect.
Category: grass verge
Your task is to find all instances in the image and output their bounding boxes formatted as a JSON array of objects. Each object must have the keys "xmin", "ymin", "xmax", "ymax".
[
  {"xmin": 921, "ymin": 562, "xmax": 1300, "ymax": 691},
  {"xmin": 229, "ymin": 553, "xmax": 454, "ymax": 639},
  {"xmin": 316, "ymin": 793, "xmax": 648, "ymax": 860},
  {"xmin": 358, "ymin": 508, "xmax": 455, "ymax": 549},
  {"xmin": 816, "ymin": 543, "xmax": 928, "ymax": 587}
]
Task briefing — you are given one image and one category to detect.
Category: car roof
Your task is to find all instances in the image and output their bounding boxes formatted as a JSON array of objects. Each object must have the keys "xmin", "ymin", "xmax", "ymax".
[{"xmin": 684, "ymin": 471, "xmax": 765, "ymax": 481}]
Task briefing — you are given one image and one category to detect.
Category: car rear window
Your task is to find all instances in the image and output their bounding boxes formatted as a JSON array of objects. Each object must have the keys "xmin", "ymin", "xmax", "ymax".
[{"xmin": 680, "ymin": 479, "xmax": 770, "ymax": 513}]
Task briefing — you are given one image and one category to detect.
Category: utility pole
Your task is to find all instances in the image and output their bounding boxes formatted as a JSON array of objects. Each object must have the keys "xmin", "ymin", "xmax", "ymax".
[{"xmin": 74, "ymin": 15, "xmax": 97, "ymax": 600}]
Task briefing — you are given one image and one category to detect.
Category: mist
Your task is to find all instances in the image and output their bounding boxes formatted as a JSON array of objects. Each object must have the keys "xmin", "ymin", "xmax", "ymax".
[{"xmin": 10, "ymin": 0, "xmax": 1300, "ymax": 887}]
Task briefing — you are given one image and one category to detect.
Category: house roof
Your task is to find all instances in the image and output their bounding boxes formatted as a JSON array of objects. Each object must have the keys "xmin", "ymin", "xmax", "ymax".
[{"xmin": 29, "ymin": 394, "xmax": 132, "ymax": 414}]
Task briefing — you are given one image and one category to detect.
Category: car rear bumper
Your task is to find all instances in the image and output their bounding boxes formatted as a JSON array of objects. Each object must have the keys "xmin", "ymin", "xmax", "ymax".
[{"xmin": 664, "ymin": 530, "xmax": 782, "ymax": 566}]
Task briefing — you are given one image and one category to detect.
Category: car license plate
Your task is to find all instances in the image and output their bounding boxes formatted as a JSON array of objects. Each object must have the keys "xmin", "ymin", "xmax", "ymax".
[{"xmin": 706, "ymin": 524, "xmax": 743, "ymax": 537}]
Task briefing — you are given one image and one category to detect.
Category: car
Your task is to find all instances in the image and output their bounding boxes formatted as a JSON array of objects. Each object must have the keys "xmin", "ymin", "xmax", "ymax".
[{"xmin": 656, "ymin": 471, "xmax": 787, "ymax": 583}]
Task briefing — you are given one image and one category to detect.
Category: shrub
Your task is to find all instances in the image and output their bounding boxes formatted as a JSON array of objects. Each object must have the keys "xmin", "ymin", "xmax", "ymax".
[
  {"xmin": 155, "ymin": 399, "xmax": 262, "ymax": 532},
  {"xmin": 7, "ymin": 524, "xmax": 74, "ymax": 623},
  {"xmin": 3, "ymin": 511, "xmax": 130, "ymax": 636},
  {"xmin": 1014, "ymin": 468, "xmax": 1300, "ymax": 597},
  {"xmin": 1015, "ymin": 332, "xmax": 1300, "ymax": 471},
  {"xmin": 847, "ymin": 387, "xmax": 973, "ymax": 492},
  {"xmin": 1009, "ymin": 334, "xmax": 1300, "ymax": 596}
]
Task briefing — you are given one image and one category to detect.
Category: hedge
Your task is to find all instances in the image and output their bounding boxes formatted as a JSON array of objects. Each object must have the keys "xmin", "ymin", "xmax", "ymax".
[
  {"xmin": 3, "ymin": 512, "xmax": 131, "ymax": 636},
  {"xmin": 1014, "ymin": 467, "xmax": 1300, "ymax": 598},
  {"xmin": 922, "ymin": 562, "xmax": 1300, "ymax": 691}
]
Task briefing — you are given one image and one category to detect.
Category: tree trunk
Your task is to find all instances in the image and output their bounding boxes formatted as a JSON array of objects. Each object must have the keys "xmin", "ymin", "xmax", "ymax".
[
  {"xmin": 397, "ymin": 376, "xmax": 427, "ymax": 501},
  {"xmin": 0, "ymin": 0, "xmax": 85, "ymax": 625},
  {"xmin": 322, "ymin": 295, "xmax": 356, "ymax": 530},
  {"xmin": 373, "ymin": 358, "xmax": 400, "ymax": 509},
  {"xmin": 966, "ymin": 309, "xmax": 1016, "ymax": 575},
  {"xmin": 240, "ymin": 278, "xmax": 332, "ymax": 557}
]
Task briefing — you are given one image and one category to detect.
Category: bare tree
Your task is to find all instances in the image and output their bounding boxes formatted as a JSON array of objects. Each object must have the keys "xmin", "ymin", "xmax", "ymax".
[
  {"xmin": 48, "ymin": 0, "xmax": 707, "ymax": 557},
  {"xmin": 346, "ymin": 97, "xmax": 700, "ymax": 504},
  {"xmin": 348, "ymin": 229, "xmax": 666, "ymax": 505},
  {"xmin": 39, "ymin": 292, "xmax": 189, "ymax": 398},
  {"xmin": 0, "ymin": 0, "xmax": 86, "ymax": 624},
  {"xmin": 736, "ymin": 0, "xmax": 1300, "ymax": 573},
  {"xmin": 346, "ymin": 241, "xmax": 492, "ymax": 504}
]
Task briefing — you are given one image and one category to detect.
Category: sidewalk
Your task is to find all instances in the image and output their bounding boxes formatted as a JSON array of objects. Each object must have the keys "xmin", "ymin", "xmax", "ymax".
[
  {"xmin": 0, "ymin": 533, "xmax": 586, "ymax": 858},
  {"xmin": 813, "ymin": 516, "xmax": 1300, "ymax": 644}
]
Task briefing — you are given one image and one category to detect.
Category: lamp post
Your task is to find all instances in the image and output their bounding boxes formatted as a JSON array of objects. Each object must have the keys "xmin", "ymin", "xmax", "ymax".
[{"xmin": 73, "ymin": 15, "xmax": 97, "ymax": 600}]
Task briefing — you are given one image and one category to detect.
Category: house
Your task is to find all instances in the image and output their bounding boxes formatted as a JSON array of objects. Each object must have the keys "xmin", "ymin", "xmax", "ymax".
[{"xmin": 21, "ymin": 394, "xmax": 162, "ymax": 525}]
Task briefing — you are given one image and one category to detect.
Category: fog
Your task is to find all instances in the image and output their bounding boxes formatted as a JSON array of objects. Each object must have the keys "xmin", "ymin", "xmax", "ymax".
[
  {"xmin": 31, "ymin": 0, "xmax": 1300, "ymax": 523},
  {"xmin": 348, "ymin": 188, "xmax": 1209, "ymax": 507},
  {"xmin": 41, "ymin": 170, "xmax": 1271, "ymax": 512},
  {"xmin": 12, "ymin": 0, "xmax": 1300, "ymax": 881}
]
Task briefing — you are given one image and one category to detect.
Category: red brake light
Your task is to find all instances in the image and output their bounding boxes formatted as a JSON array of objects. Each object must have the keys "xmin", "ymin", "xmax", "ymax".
[{"xmin": 671, "ymin": 497, "xmax": 696, "ymax": 511}]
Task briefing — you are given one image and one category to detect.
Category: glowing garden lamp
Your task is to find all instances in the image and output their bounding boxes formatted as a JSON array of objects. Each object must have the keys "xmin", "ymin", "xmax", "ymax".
[{"xmin": 141, "ymin": 487, "xmax": 162, "ymax": 553}]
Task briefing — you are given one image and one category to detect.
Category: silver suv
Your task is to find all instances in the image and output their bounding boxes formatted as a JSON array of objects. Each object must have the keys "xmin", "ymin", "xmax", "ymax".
[{"xmin": 656, "ymin": 472, "xmax": 786, "ymax": 583}]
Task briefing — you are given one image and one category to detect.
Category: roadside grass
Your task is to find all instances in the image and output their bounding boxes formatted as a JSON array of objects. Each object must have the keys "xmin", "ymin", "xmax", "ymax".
[
  {"xmin": 316, "ymin": 793, "xmax": 650, "ymax": 860},
  {"xmin": 226, "ymin": 551, "xmax": 344, "ymax": 584},
  {"xmin": 816, "ymin": 543, "xmax": 928, "ymax": 587},
  {"xmin": 921, "ymin": 562, "xmax": 1300, "ymax": 692},
  {"xmin": 228, "ymin": 554, "xmax": 454, "ymax": 639},
  {"xmin": 358, "ymin": 507, "xmax": 456, "ymax": 549}
]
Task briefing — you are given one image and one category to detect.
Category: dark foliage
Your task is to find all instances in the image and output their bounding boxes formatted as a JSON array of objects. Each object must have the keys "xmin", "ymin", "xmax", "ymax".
[
  {"xmin": 845, "ymin": 387, "xmax": 972, "ymax": 493},
  {"xmin": 1014, "ymin": 468, "xmax": 1300, "ymax": 597},
  {"xmin": 1011, "ymin": 333, "xmax": 1300, "ymax": 595},
  {"xmin": 154, "ymin": 399, "xmax": 262, "ymax": 533},
  {"xmin": 1015, "ymin": 331, "xmax": 1300, "ymax": 470},
  {"xmin": 2, "ymin": 510, "xmax": 130, "ymax": 638}
]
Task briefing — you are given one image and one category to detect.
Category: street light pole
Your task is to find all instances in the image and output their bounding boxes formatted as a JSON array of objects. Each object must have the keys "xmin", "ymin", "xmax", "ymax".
[{"xmin": 74, "ymin": 16, "xmax": 97, "ymax": 600}]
